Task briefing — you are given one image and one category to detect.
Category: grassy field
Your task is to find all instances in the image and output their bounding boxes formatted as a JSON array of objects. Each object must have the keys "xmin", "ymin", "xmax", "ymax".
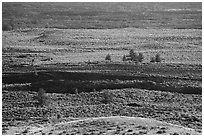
[{"xmin": 2, "ymin": 28, "xmax": 202, "ymax": 68}]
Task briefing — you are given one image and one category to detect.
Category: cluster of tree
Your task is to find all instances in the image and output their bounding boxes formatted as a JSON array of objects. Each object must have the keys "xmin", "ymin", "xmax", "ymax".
[
  {"xmin": 122, "ymin": 49, "xmax": 144, "ymax": 63},
  {"xmin": 150, "ymin": 53, "xmax": 162, "ymax": 62},
  {"xmin": 105, "ymin": 49, "xmax": 162, "ymax": 63},
  {"xmin": 105, "ymin": 54, "xmax": 111, "ymax": 61}
]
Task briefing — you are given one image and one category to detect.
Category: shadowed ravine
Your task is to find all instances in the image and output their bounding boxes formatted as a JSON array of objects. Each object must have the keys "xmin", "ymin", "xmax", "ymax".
[{"xmin": 2, "ymin": 71, "xmax": 202, "ymax": 94}]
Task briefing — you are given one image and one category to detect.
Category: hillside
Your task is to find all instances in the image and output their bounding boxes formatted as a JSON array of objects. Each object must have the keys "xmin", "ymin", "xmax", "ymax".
[
  {"xmin": 2, "ymin": 2, "xmax": 202, "ymax": 135},
  {"xmin": 5, "ymin": 116, "xmax": 201, "ymax": 135}
]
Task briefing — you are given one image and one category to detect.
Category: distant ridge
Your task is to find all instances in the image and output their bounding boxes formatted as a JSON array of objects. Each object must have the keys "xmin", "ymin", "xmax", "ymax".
[{"xmin": 2, "ymin": 2, "xmax": 202, "ymax": 30}]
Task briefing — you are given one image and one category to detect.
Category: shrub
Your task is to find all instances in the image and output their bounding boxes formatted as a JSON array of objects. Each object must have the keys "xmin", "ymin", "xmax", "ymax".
[
  {"xmin": 31, "ymin": 18, "xmax": 38, "ymax": 24},
  {"xmin": 45, "ymin": 24, "xmax": 49, "ymax": 28},
  {"xmin": 74, "ymin": 88, "xmax": 79, "ymax": 94},
  {"xmin": 36, "ymin": 88, "xmax": 47, "ymax": 107},
  {"xmin": 105, "ymin": 54, "xmax": 111, "ymax": 61},
  {"xmin": 2, "ymin": 24, "xmax": 13, "ymax": 31},
  {"xmin": 102, "ymin": 91, "xmax": 113, "ymax": 104},
  {"xmin": 132, "ymin": 55, "xmax": 139, "ymax": 63},
  {"xmin": 2, "ymin": 19, "xmax": 14, "ymax": 31},
  {"xmin": 155, "ymin": 53, "xmax": 161, "ymax": 62}
]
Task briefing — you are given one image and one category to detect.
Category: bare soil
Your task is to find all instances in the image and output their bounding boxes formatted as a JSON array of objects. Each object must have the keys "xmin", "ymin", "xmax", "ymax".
[{"xmin": 4, "ymin": 116, "xmax": 201, "ymax": 135}]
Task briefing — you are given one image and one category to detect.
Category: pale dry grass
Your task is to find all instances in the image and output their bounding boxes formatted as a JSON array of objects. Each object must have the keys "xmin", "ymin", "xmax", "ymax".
[{"xmin": 2, "ymin": 28, "xmax": 201, "ymax": 65}]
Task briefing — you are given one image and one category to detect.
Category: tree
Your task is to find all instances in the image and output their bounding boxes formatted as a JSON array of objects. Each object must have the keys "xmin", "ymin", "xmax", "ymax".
[
  {"xmin": 129, "ymin": 49, "xmax": 138, "ymax": 63},
  {"xmin": 129, "ymin": 49, "xmax": 136, "ymax": 60},
  {"xmin": 138, "ymin": 53, "xmax": 144, "ymax": 62},
  {"xmin": 155, "ymin": 53, "xmax": 161, "ymax": 62},
  {"xmin": 122, "ymin": 55, "xmax": 127, "ymax": 61},
  {"xmin": 150, "ymin": 57, "xmax": 156, "ymax": 62},
  {"xmin": 105, "ymin": 54, "xmax": 111, "ymax": 61}
]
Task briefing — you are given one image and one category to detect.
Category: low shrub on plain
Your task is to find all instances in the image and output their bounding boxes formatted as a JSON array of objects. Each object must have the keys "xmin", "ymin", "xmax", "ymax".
[
  {"xmin": 150, "ymin": 53, "xmax": 162, "ymax": 63},
  {"xmin": 155, "ymin": 53, "xmax": 161, "ymax": 62},
  {"xmin": 150, "ymin": 57, "xmax": 156, "ymax": 62},
  {"xmin": 122, "ymin": 55, "xmax": 127, "ymax": 61},
  {"xmin": 138, "ymin": 53, "xmax": 144, "ymax": 62},
  {"xmin": 102, "ymin": 91, "xmax": 113, "ymax": 104},
  {"xmin": 36, "ymin": 88, "xmax": 47, "ymax": 107},
  {"xmin": 2, "ymin": 19, "xmax": 14, "ymax": 31},
  {"xmin": 105, "ymin": 54, "xmax": 111, "ymax": 61},
  {"xmin": 2, "ymin": 24, "xmax": 13, "ymax": 31}
]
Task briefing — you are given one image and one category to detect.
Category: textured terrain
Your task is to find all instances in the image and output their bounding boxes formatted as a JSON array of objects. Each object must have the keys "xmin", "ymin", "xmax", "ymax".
[
  {"xmin": 2, "ymin": 87, "xmax": 202, "ymax": 135},
  {"xmin": 5, "ymin": 116, "xmax": 201, "ymax": 135},
  {"xmin": 2, "ymin": 2, "xmax": 202, "ymax": 135}
]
